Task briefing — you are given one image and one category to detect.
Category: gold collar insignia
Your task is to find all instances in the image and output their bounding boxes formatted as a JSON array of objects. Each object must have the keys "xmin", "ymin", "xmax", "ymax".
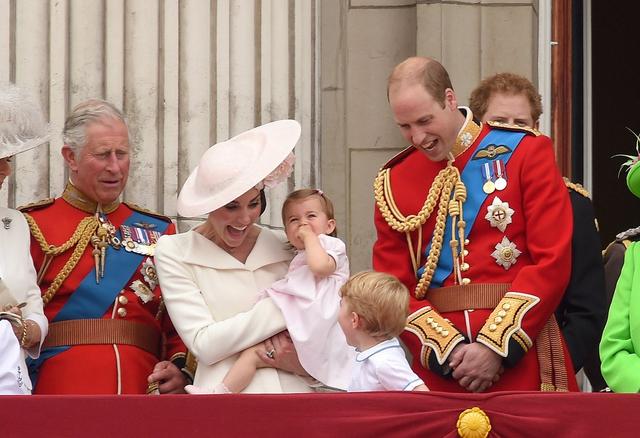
[
  {"xmin": 62, "ymin": 181, "xmax": 120, "ymax": 214},
  {"xmin": 452, "ymin": 107, "xmax": 482, "ymax": 157}
]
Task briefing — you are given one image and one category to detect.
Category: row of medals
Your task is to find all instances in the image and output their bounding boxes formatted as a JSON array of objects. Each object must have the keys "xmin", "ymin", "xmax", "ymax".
[
  {"xmin": 482, "ymin": 159, "xmax": 507, "ymax": 194},
  {"xmin": 92, "ymin": 213, "xmax": 160, "ymax": 283}
]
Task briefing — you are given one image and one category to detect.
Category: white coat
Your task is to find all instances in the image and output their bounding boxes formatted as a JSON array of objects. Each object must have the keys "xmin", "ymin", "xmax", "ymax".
[
  {"xmin": 154, "ymin": 226, "xmax": 313, "ymax": 393},
  {"xmin": 0, "ymin": 207, "xmax": 47, "ymax": 394}
]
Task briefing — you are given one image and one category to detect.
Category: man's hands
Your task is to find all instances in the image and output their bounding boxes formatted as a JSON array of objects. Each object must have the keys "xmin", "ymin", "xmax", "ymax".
[
  {"xmin": 147, "ymin": 361, "xmax": 188, "ymax": 394},
  {"xmin": 449, "ymin": 342, "xmax": 503, "ymax": 393}
]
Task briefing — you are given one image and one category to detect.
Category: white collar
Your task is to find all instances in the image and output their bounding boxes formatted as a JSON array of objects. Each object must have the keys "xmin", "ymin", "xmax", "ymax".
[
  {"xmin": 181, "ymin": 225, "xmax": 292, "ymax": 271},
  {"xmin": 355, "ymin": 338, "xmax": 402, "ymax": 362}
]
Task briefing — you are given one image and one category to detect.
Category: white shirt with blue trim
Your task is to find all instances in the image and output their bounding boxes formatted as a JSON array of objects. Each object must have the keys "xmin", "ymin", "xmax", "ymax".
[{"xmin": 348, "ymin": 337, "xmax": 425, "ymax": 391}]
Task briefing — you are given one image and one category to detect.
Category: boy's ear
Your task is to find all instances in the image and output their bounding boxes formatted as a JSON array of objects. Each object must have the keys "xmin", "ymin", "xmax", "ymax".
[{"xmin": 351, "ymin": 312, "xmax": 360, "ymax": 329}]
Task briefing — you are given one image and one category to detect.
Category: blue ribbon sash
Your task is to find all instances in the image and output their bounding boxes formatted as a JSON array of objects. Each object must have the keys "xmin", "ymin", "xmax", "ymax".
[
  {"xmin": 54, "ymin": 211, "xmax": 169, "ymax": 322},
  {"xmin": 417, "ymin": 129, "xmax": 526, "ymax": 288}
]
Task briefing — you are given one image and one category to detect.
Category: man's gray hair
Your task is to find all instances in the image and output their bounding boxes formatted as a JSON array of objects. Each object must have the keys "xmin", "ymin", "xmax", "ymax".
[{"xmin": 63, "ymin": 99, "xmax": 128, "ymax": 152}]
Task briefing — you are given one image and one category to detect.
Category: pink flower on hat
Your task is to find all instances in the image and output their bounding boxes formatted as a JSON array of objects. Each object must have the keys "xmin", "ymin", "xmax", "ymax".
[{"xmin": 261, "ymin": 152, "xmax": 295, "ymax": 189}]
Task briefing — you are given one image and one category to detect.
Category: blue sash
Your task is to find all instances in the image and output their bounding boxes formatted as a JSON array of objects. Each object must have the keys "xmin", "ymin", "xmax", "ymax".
[
  {"xmin": 53, "ymin": 211, "xmax": 169, "ymax": 322},
  {"xmin": 28, "ymin": 210, "xmax": 169, "ymax": 386},
  {"xmin": 417, "ymin": 129, "xmax": 526, "ymax": 288}
]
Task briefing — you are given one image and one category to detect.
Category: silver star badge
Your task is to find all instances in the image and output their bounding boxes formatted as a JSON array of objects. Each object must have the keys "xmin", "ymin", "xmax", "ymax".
[
  {"xmin": 491, "ymin": 236, "xmax": 522, "ymax": 270},
  {"xmin": 140, "ymin": 258, "xmax": 158, "ymax": 290},
  {"xmin": 130, "ymin": 279, "xmax": 154, "ymax": 303},
  {"xmin": 485, "ymin": 197, "xmax": 514, "ymax": 232}
]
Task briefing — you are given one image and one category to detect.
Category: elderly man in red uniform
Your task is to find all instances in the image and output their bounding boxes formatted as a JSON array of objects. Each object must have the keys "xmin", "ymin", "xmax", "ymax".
[
  {"xmin": 373, "ymin": 57, "xmax": 577, "ymax": 392},
  {"xmin": 21, "ymin": 99, "xmax": 191, "ymax": 394}
]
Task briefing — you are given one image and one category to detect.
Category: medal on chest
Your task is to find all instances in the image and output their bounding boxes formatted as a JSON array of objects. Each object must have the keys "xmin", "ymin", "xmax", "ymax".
[
  {"xmin": 485, "ymin": 197, "xmax": 514, "ymax": 232},
  {"xmin": 121, "ymin": 223, "xmax": 161, "ymax": 256},
  {"xmin": 481, "ymin": 162, "xmax": 495, "ymax": 194},
  {"xmin": 494, "ymin": 160, "xmax": 508, "ymax": 191},
  {"xmin": 491, "ymin": 236, "xmax": 522, "ymax": 270}
]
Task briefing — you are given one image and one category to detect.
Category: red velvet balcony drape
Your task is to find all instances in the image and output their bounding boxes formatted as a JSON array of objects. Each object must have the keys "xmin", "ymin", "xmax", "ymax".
[{"xmin": 1, "ymin": 391, "xmax": 635, "ymax": 437}]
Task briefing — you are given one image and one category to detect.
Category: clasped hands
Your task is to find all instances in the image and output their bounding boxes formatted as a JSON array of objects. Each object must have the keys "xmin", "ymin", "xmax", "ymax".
[{"xmin": 448, "ymin": 342, "xmax": 504, "ymax": 393}]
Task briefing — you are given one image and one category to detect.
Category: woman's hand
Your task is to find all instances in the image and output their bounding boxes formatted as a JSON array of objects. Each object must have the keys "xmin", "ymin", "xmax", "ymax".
[
  {"xmin": 258, "ymin": 331, "xmax": 309, "ymax": 376},
  {"xmin": 2, "ymin": 304, "xmax": 23, "ymax": 341}
]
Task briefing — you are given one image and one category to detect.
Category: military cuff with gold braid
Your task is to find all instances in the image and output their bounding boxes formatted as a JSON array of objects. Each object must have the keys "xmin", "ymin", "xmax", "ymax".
[
  {"xmin": 405, "ymin": 306, "xmax": 467, "ymax": 376},
  {"xmin": 145, "ymin": 352, "xmax": 195, "ymax": 394},
  {"xmin": 476, "ymin": 292, "xmax": 539, "ymax": 366},
  {"xmin": 169, "ymin": 352, "xmax": 196, "ymax": 384}
]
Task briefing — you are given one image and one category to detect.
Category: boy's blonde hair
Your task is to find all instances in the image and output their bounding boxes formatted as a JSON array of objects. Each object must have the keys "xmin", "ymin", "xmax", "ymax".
[
  {"xmin": 340, "ymin": 271, "xmax": 409, "ymax": 339},
  {"xmin": 281, "ymin": 188, "xmax": 337, "ymax": 237}
]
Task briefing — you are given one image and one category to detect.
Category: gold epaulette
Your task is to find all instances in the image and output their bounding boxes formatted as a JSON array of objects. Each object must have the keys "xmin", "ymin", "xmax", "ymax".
[
  {"xmin": 380, "ymin": 146, "xmax": 416, "ymax": 170},
  {"xmin": 563, "ymin": 177, "xmax": 591, "ymax": 198},
  {"xmin": 124, "ymin": 202, "xmax": 172, "ymax": 223},
  {"xmin": 487, "ymin": 120, "xmax": 542, "ymax": 137},
  {"xmin": 18, "ymin": 198, "xmax": 55, "ymax": 212}
]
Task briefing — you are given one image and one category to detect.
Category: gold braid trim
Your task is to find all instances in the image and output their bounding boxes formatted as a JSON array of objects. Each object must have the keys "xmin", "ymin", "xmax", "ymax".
[
  {"xmin": 374, "ymin": 165, "xmax": 455, "ymax": 233},
  {"xmin": 374, "ymin": 159, "xmax": 464, "ymax": 299},
  {"xmin": 23, "ymin": 213, "xmax": 99, "ymax": 305},
  {"xmin": 563, "ymin": 177, "xmax": 591, "ymax": 198}
]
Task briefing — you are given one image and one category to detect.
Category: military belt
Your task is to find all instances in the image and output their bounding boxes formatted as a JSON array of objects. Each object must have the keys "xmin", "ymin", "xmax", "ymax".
[
  {"xmin": 425, "ymin": 283, "xmax": 511, "ymax": 312},
  {"xmin": 42, "ymin": 319, "xmax": 161, "ymax": 358}
]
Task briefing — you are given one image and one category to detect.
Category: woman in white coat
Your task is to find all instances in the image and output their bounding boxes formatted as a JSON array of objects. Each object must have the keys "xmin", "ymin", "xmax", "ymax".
[
  {"xmin": 0, "ymin": 83, "xmax": 49, "ymax": 394},
  {"xmin": 155, "ymin": 120, "xmax": 313, "ymax": 393}
]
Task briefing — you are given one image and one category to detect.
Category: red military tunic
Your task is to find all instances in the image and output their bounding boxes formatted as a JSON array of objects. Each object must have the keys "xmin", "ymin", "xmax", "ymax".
[
  {"xmin": 373, "ymin": 110, "xmax": 577, "ymax": 392},
  {"xmin": 21, "ymin": 183, "xmax": 187, "ymax": 394}
]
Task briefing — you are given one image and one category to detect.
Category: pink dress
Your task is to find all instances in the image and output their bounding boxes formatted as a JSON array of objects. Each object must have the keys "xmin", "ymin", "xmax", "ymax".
[{"xmin": 264, "ymin": 234, "xmax": 355, "ymax": 390}]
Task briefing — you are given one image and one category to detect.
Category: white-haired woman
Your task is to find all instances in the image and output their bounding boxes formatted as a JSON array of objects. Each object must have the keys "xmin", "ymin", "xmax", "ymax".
[
  {"xmin": 155, "ymin": 120, "xmax": 314, "ymax": 393},
  {"xmin": 0, "ymin": 83, "xmax": 49, "ymax": 394}
]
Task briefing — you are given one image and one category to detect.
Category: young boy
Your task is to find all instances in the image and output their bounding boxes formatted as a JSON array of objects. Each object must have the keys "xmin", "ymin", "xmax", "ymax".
[{"xmin": 338, "ymin": 271, "xmax": 428, "ymax": 392}]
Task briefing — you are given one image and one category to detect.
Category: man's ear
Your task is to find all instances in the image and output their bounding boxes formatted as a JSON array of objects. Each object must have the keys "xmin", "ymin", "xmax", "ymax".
[
  {"xmin": 61, "ymin": 145, "xmax": 79, "ymax": 172},
  {"xmin": 444, "ymin": 87, "xmax": 458, "ymax": 110}
]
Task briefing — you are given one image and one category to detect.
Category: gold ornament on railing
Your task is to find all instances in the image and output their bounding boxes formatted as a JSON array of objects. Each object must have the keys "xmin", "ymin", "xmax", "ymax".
[{"xmin": 456, "ymin": 407, "xmax": 491, "ymax": 438}]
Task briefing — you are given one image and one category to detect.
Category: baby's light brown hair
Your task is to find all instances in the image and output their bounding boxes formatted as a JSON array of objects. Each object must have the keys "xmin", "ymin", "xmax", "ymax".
[
  {"xmin": 281, "ymin": 188, "xmax": 337, "ymax": 237},
  {"xmin": 340, "ymin": 271, "xmax": 409, "ymax": 339}
]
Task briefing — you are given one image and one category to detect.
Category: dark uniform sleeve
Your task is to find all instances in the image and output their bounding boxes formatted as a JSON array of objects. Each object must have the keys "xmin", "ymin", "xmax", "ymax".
[
  {"xmin": 554, "ymin": 190, "xmax": 606, "ymax": 371},
  {"xmin": 603, "ymin": 242, "xmax": 628, "ymax": 304}
]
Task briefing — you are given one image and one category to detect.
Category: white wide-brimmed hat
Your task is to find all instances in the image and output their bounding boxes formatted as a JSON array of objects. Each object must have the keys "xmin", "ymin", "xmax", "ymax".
[
  {"xmin": 177, "ymin": 119, "xmax": 300, "ymax": 217},
  {"xmin": 0, "ymin": 83, "xmax": 50, "ymax": 160}
]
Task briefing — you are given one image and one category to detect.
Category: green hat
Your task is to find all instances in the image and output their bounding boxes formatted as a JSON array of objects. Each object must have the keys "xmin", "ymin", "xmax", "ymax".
[
  {"xmin": 627, "ymin": 159, "xmax": 640, "ymax": 198},
  {"xmin": 620, "ymin": 129, "xmax": 640, "ymax": 198}
]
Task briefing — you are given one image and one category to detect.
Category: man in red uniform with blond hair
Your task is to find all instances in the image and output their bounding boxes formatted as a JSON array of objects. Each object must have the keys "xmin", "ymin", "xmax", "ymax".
[
  {"xmin": 21, "ymin": 99, "xmax": 191, "ymax": 394},
  {"xmin": 373, "ymin": 57, "xmax": 577, "ymax": 392}
]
